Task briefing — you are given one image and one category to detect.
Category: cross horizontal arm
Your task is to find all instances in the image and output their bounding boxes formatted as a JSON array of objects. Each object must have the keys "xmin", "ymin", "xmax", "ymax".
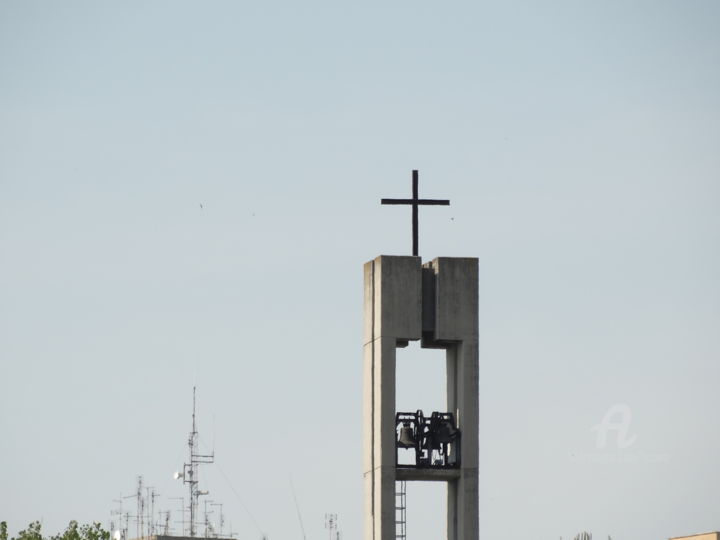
[{"xmin": 381, "ymin": 199, "xmax": 450, "ymax": 205}]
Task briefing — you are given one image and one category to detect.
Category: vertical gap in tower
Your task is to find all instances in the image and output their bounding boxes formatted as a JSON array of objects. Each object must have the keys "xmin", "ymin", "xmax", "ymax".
[{"xmin": 395, "ymin": 480, "xmax": 407, "ymax": 540}]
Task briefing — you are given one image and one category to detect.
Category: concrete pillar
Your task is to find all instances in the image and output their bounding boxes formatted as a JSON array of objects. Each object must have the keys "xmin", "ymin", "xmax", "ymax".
[
  {"xmin": 429, "ymin": 258, "xmax": 479, "ymax": 540},
  {"xmin": 363, "ymin": 255, "xmax": 478, "ymax": 540},
  {"xmin": 364, "ymin": 256, "xmax": 422, "ymax": 540}
]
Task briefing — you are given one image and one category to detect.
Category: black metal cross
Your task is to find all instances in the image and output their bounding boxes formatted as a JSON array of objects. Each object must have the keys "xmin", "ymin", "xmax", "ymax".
[{"xmin": 381, "ymin": 170, "xmax": 450, "ymax": 256}]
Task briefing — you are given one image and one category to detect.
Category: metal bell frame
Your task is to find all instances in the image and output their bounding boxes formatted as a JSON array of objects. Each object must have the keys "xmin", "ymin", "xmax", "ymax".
[{"xmin": 395, "ymin": 409, "xmax": 461, "ymax": 469}]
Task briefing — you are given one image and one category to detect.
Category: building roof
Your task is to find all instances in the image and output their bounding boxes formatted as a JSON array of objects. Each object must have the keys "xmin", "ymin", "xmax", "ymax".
[{"xmin": 669, "ymin": 533, "xmax": 720, "ymax": 540}]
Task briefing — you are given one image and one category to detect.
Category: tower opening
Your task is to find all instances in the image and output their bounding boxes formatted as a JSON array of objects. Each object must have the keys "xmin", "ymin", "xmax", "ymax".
[
  {"xmin": 405, "ymin": 481, "xmax": 447, "ymax": 540},
  {"xmin": 396, "ymin": 343, "xmax": 448, "ymax": 467},
  {"xmin": 396, "ymin": 342, "xmax": 446, "ymax": 415}
]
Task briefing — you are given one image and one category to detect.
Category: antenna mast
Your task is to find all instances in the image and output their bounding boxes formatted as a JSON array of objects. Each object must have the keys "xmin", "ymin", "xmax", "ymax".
[
  {"xmin": 325, "ymin": 513, "xmax": 337, "ymax": 540},
  {"xmin": 210, "ymin": 503, "xmax": 224, "ymax": 537},
  {"xmin": 147, "ymin": 487, "xmax": 158, "ymax": 537},
  {"xmin": 182, "ymin": 386, "xmax": 215, "ymax": 537},
  {"xmin": 132, "ymin": 476, "xmax": 144, "ymax": 540},
  {"xmin": 169, "ymin": 497, "xmax": 186, "ymax": 535},
  {"xmin": 163, "ymin": 511, "xmax": 171, "ymax": 536},
  {"xmin": 111, "ymin": 496, "xmax": 126, "ymax": 540}
]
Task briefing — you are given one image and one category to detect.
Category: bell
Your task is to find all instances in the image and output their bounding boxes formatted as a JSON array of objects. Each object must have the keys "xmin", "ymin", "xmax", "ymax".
[
  {"xmin": 434, "ymin": 421, "xmax": 456, "ymax": 444},
  {"xmin": 397, "ymin": 423, "xmax": 416, "ymax": 448}
]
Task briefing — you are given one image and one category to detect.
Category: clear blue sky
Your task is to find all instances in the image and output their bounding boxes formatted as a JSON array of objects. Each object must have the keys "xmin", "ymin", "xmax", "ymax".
[{"xmin": 1, "ymin": 2, "xmax": 718, "ymax": 539}]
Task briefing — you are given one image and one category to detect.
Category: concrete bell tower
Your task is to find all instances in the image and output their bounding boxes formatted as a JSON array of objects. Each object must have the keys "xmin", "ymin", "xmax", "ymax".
[{"xmin": 363, "ymin": 254, "xmax": 478, "ymax": 540}]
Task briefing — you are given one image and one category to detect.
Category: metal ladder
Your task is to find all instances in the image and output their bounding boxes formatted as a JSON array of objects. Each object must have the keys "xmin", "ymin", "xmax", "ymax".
[{"xmin": 395, "ymin": 481, "xmax": 407, "ymax": 540}]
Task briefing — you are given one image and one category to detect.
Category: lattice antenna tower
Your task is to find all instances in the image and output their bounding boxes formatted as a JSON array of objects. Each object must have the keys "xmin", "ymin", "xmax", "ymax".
[
  {"xmin": 324, "ymin": 513, "xmax": 338, "ymax": 540},
  {"xmin": 158, "ymin": 510, "xmax": 170, "ymax": 536},
  {"xmin": 139, "ymin": 477, "xmax": 146, "ymax": 539},
  {"xmin": 145, "ymin": 486, "xmax": 158, "ymax": 537},
  {"xmin": 127, "ymin": 476, "xmax": 145, "ymax": 540},
  {"xmin": 180, "ymin": 387, "xmax": 215, "ymax": 537},
  {"xmin": 123, "ymin": 512, "xmax": 131, "ymax": 540}
]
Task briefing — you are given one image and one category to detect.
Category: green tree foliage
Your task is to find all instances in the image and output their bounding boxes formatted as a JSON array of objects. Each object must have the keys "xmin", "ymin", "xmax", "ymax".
[
  {"xmin": 0, "ymin": 522, "xmax": 109, "ymax": 540},
  {"xmin": 13, "ymin": 522, "xmax": 42, "ymax": 540}
]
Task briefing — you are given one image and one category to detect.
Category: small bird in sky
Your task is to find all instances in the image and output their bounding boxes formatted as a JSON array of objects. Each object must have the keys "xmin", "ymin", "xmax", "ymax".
[{"xmin": 199, "ymin": 203, "xmax": 203, "ymax": 209}]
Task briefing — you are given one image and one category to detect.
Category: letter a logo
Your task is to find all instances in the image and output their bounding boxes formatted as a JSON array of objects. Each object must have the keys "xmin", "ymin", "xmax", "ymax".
[{"xmin": 591, "ymin": 404, "xmax": 637, "ymax": 449}]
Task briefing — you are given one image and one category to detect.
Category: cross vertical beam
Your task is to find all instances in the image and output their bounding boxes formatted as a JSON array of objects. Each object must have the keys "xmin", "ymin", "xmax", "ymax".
[{"xmin": 412, "ymin": 170, "xmax": 419, "ymax": 256}]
